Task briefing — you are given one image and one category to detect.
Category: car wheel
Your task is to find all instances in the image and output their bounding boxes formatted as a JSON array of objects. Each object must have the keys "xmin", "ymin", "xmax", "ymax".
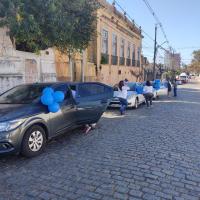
[
  {"xmin": 21, "ymin": 125, "xmax": 47, "ymax": 157},
  {"xmin": 134, "ymin": 99, "xmax": 139, "ymax": 109}
]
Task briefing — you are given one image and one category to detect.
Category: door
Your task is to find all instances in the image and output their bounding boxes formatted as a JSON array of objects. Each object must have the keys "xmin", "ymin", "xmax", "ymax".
[
  {"xmin": 25, "ymin": 59, "xmax": 38, "ymax": 83},
  {"xmin": 75, "ymin": 83, "xmax": 109, "ymax": 124},
  {"xmin": 49, "ymin": 84, "xmax": 76, "ymax": 137}
]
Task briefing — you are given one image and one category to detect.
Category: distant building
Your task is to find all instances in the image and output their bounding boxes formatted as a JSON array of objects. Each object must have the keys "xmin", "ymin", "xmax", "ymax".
[
  {"xmin": 164, "ymin": 51, "xmax": 181, "ymax": 71},
  {"xmin": 164, "ymin": 50, "xmax": 172, "ymax": 70},
  {"xmin": 173, "ymin": 53, "xmax": 181, "ymax": 69}
]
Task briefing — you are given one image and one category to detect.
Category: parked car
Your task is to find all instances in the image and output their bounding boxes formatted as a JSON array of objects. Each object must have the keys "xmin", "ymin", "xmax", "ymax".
[
  {"xmin": 0, "ymin": 82, "xmax": 113, "ymax": 157},
  {"xmin": 179, "ymin": 73, "xmax": 189, "ymax": 83},
  {"xmin": 156, "ymin": 82, "xmax": 168, "ymax": 97},
  {"xmin": 176, "ymin": 80, "xmax": 182, "ymax": 85},
  {"xmin": 109, "ymin": 82, "xmax": 145, "ymax": 109}
]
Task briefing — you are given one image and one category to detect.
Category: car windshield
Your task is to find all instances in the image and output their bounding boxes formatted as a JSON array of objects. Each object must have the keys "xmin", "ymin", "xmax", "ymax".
[{"xmin": 0, "ymin": 85, "xmax": 51, "ymax": 104}]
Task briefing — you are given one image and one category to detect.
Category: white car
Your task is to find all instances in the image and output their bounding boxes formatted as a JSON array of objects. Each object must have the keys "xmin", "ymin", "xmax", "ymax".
[
  {"xmin": 109, "ymin": 83, "xmax": 145, "ymax": 109},
  {"xmin": 156, "ymin": 85, "xmax": 168, "ymax": 97}
]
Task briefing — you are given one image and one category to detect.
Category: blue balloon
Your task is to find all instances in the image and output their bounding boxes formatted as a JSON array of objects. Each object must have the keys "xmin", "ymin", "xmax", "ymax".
[
  {"xmin": 43, "ymin": 87, "xmax": 54, "ymax": 95},
  {"xmin": 154, "ymin": 79, "xmax": 161, "ymax": 83},
  {"xmin": 136, "ymin": 85, "xmax": 143, "ymax": 94},
  {"xmin": 48, "ymin": 102, "xmax": 60, "ymax": 113},
  {"xmin": 41, "ymin": 93, "xmax": 54, "ymax": 106},
  {"xmin": 153, "ymin": 80, "xmax": 161, "ymax": 90},
  {"xmin": 53, "ymin": 91, "xmax": 65, "ymax": 103}
]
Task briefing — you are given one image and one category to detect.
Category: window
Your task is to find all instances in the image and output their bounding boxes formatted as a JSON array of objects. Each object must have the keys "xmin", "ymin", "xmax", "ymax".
[
  {"xmin": 112, "ymin": 33, "xmax": 118, "ymax": 65},
  {"xmin": 137, "ymin": 47, "xmax": 141, "ymax": 61},
  {"xmin": 132, "ymin": 44, "xmax": 136, "ymax": 66},
  {"xmin": 0, "ymin": 85, "xmax": 52, "ymax": 104},
  {"xmin": 137, "ymin": 47, "xmax": 141, "ymax": 67},
  {"xmin": 126, "ymin": 42, "xmax": 131, "ymax": 66},
  {"xmin": 120, "ymin": 38, "xmax": 125, "ymax": 58},
  {"xmin": 119, "ymin": 39, "xmax": 125, "ymax": 65},
  {"xmin": 78, "ymin": 83, "xmax": 105, "ymax": 97},
  {"xmin": 112, "ymin": 34, "xmax": 117, "ymax": 56},
  {"xmin": 102, "ymin": 29, "xmax": 109, "ymax": 54},
  {"xmin": 54, "ymin": 84, "xmax": 70, "ymax": 99},
  {"xmin": 132, "ymin": 44, "xmax": 135, "ymax": 60},
  {"xmin": 127, "ymin": 42, "xmax": 131, "ymax": 59}
]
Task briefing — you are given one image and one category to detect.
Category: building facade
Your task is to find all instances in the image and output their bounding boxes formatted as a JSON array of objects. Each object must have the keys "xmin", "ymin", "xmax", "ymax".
[
  {"xmin": 94, "ymin": 0, "xmax": 143, "ymax": 85},
  {"xmin": 164, "ymin": 50, "xmax": 181, "ymax": 71},
  {"xmin": 173, "ymin": 53, "xmax": 181, "ymax": 70},
  {"xmin": 0, "ymin": 0, "xmax": 143, "ymax": 93},
  {"xmin": 0, "ymin": 27, "xmax": 57, "ymax": 94}
]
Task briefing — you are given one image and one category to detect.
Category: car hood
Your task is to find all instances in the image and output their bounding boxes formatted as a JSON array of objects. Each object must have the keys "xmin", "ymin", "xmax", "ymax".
[{"xmin": 0, "ymin": 103, "xmax": 46, "ymax": 122}]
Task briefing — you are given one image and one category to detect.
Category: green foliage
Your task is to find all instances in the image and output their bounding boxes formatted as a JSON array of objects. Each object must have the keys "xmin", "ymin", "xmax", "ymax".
[
  {"xmin": 192, "ymin": 50, "xmax": 200, "ymax": 62},
  {"xmin": 188, "ymin": 49, "xmax": 200, "ymax": 73},
  {"xmin": 0, "ymin": 0, "xmax": 99, "ymax": 53}
]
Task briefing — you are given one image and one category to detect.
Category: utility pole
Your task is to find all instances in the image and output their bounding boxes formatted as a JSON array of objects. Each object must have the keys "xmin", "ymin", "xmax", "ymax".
[
  {"xmin": 171, "ymin": 48, "xmax": 175, "ymax": 80},
  {"xmin": 81, "ymin": 50, "xmax": 86, "ymax": 82},
  {"xmin": 153, "ymin": 24, "xmax": 157, "ymax": 80}
]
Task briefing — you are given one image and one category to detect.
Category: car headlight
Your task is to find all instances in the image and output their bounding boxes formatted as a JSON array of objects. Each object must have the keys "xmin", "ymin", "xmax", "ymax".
[{"xmin": 0, "ymin": 119, "xmax": 25, "ymax": 132}]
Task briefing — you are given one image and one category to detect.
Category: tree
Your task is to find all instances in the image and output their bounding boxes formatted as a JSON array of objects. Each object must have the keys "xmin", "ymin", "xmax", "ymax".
[
  {"xmin": 0, "ymin": 0, "xmax": 99, "ymax": 53},
  {"xmin": 188, "ymin": 50, "xmax": 200, "ymax": 74}
]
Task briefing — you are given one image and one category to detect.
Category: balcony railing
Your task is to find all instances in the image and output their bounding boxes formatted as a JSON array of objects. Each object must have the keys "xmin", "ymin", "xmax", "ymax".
[
  {"xmin": 111, "ymin": 55, "xmax": 118, "ymax": 65},
  {"xmin": 120, "ymin": 57, "xmax": 125, "ymax": 65},
  {"xmin": 137, "ymin": 60, "xmax": 140, "ymax": 67},
  {"xmin": 132, "ymin": 59, "xmax": 136, "ymax": 66},
  {"xmin": 126, "ymin": 58, "xmax": 131, "ymax": 66},
  {"xmin": 101, "ymin": 53, "xmax": 109, "ymax": 64}
]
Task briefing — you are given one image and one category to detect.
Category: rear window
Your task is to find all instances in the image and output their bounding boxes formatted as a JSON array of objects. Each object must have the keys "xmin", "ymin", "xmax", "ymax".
[
  {"xmin": 54, "ymin": 84, "xmax": 71, "ymax": 99},
  {"xmin": 78, "ymin": 83, "xmax": 105, "ymax": 97}
]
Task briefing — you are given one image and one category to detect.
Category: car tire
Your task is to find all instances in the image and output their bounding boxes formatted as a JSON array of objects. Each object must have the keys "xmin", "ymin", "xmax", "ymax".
[
  {"xmin": 134, "ymin": 99, "xmax": 139, "ymax": 109},
  {"xmin": 21, "ymin": 125, "xmax": 47, "ymax": 158}
]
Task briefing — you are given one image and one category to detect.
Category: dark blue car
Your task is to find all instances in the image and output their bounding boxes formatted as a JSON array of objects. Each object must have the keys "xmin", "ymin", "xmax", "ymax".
[{"xmin": 0, "ymin": 82, "xmax": 113, "ymax": 157}]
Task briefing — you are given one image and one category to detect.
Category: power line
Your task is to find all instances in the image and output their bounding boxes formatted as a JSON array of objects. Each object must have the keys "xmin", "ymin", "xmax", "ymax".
[
  {"xmin": 114, "ymin": 0, "xmax": 173, "ymax": 58},
  {"xmin": 113, "ymin": 0, "xmax": 155, "ymax": 42},
  {"xmin": 141, "ymin": 0, "xmax": 172, "ymax": 49},
  {"xmin": 113, "ymin": 0, "xmax": 175, "ymax": 64},
  {"xmin": 176, "ymin": 47, "xmax": 200, "ymax": 50}
]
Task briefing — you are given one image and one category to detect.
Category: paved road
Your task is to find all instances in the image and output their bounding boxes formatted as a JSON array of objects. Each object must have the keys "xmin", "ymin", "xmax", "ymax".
[{"xmin": 1, "ymin": 79, "xmax": 200, "ymax": 200}]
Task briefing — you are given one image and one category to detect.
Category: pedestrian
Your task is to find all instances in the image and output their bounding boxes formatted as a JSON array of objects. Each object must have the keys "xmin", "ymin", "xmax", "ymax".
[
  {"xmin": 173, "ymin": 79, "xmax": 178, "ymax": 97},
  {"xmin": 117, "ymin": 80, "xmax": 130, "ymax": 115},
  {"xmin": 84, "ymin": 123, "xmax": 96, "ymax": 134},
  {"xmin": 143, "ymin": 80, "xmax": 154, "ymax": 108},
  {"xmin": 124, "ymin": 78, "xmax": 129, "ymax": 85},
  {"xmin": 167, "ymin": 80, "xmax": 172, "ymax": 97}
]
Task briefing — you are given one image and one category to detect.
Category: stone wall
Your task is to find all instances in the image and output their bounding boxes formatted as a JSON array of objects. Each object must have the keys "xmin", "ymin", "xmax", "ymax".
[{"xmin": 0, "ymin": 28, "xmax": 57, "ymax": 94}]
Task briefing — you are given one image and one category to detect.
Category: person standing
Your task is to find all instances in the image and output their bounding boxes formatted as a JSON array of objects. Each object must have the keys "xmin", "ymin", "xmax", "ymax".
[
  {"xmin": 143, "ymin": 81, "xmax": 154, "ymax": 108},
  {"xmin": 117, "ymin": 80, "xmax": 130, "ymax": 115},
  {"xmin": 167, "ymin": 80, "xmax": 172, "ymax": 97},
  {"xmin": 173, "ymin": 79, "xmax": 178, "ymax": 97},
  {"xmin": 124, "ymin": 78, "xmax": 129, "ymax": 85}
]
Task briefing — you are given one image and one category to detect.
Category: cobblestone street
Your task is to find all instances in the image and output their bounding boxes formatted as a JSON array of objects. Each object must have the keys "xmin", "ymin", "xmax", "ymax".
[{"xmin": 1, "ymin": 80, "xmax": 200, "ymax": 200}]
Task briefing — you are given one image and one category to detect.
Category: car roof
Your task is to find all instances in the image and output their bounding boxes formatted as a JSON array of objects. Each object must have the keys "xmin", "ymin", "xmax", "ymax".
[{"xmin": 17, "ymin": 82, "xmax": 111, "ymax": 87}]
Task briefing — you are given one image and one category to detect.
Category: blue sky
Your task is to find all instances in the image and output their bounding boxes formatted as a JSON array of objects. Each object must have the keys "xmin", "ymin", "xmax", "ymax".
[{"xmin": 107, "ymin": 0, "xmax": 200, "ymax": 64}]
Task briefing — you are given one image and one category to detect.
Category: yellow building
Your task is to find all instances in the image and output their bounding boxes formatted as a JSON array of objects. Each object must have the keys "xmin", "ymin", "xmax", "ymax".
[{"xmin": 56, "ymin": 0, "xmax": 143, "ymax": 85}]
